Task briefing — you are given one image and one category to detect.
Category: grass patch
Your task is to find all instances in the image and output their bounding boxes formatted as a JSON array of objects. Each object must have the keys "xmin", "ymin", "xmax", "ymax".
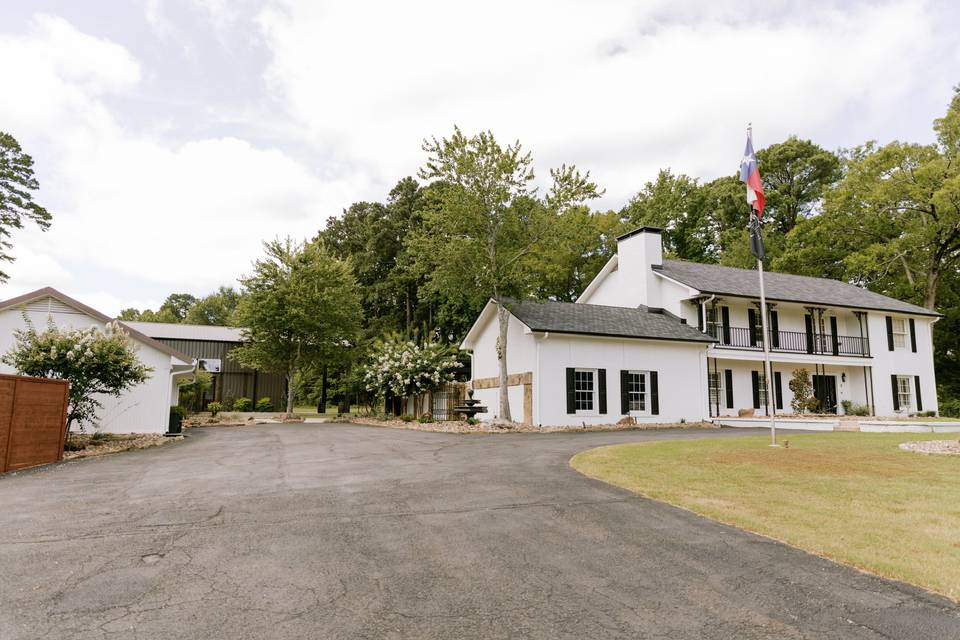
[{"xmin": 571, "ymin": 432, "xmax": 960, "ymax": 600}]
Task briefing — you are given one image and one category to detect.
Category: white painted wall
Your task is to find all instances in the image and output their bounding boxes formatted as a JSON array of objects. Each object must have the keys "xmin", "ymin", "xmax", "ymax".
[
  {"xmin": 469, "ymin": 304, "xmax": 537, "ymax": 421},
  {"xmin": 868, "ymin": 313, "xmax": 938, "ymax": 416},
  {"xmin": 0, "ymin": 303, "xmax": 176, "ymax": 433},
  {"xmin": 535, "ymin": 335, "xmax": 709, "ymax": 426}
]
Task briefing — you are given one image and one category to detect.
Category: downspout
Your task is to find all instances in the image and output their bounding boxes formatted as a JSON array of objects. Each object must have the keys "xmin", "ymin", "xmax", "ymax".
[{"xmin": 535, "ymin": 332, "xmax": 549, "ymax": 427}]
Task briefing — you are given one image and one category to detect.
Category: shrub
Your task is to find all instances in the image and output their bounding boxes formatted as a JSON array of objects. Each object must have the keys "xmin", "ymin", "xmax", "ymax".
[
  {"xmin": 207, "ymin": 401, "xmax": 223, "ymax": 417},
  {"xmin": 90, "ymin": 430, "xmax": 108, "ymax": 442},
  {"xmin": 400, "ymin": 414, "xmax": 415, "ymax": 422},
  {"xmin": 467, "ymin": 417, "xmax": 479, "ymax": 425},
  {"xmin": 417, "ymin": 413, "xmax": 433, "ymax": 424},
  {"xmin": 255, "ymin": 397, "xmax": 273, "ymax": 412},
  {"xmin": 789, "ymin": 368, "xmax": 814, "ymax": 414},
  {"xmin": 939, "ymin": 398, "xmax": 960, "ymax": 418},
  {"xmin": 233, "ymin": 397, "xmax": 253, "ymax": 412}
]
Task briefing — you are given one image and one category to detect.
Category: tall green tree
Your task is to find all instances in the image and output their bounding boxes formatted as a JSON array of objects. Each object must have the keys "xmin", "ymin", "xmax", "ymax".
[
  {"xmin": 0, "ymin": 132, "xmax": 52, "ymax": 281},
  {"xmin": 412, "ymin": 128, "xmax": 601, "ymax": 421},
  {"xmin": 232, "ymin": 238, "xmax": 362, "ymax": 413},
  {"xmin": 184, "ymin": 287, "xmax": 240, "ymax": 325},
  {"xmin": 620, "ymin": 170, "xmax": 716, "ymax": 262},
  {"xmin": 757, "ymin": 136, "xmax": 841, "ymax": 234}
]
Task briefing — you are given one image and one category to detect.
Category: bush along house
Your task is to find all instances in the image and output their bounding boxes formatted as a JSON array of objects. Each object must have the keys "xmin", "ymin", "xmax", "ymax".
[{"xmin": 460, "ymin": 227, "xmax": 940, "ymax": 426}]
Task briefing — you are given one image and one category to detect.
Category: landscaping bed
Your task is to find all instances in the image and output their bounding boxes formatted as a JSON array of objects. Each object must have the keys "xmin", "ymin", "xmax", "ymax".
[
  {"xmin": 571, "ymin": 432, "xmax": 960, "ymax": 600},
  {"xmin": 900, "ymin": 439, "xmax": 960, "ymax": 455},
  {"xmin": 348, "ymin": 417, "xmax": 716, "ymax": 434},
  {"xmin": 62, "ymin": 432, "xmax": 182, "ymax": 460},
  {"xmin": 184, "ymin": 412, "xmax": 306, "ymax": 428}
]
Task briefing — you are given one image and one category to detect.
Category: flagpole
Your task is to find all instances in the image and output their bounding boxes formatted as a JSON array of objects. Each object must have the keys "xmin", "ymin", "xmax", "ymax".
[{"xmin": 755, "ymin": 241, "xmax": 778, "ymax": 447}]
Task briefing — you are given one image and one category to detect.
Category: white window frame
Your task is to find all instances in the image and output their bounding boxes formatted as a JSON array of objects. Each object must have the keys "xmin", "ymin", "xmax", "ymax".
[
  {"xmin": 892, "ymin": 318, "xmax": 908, "ymax": 349},
  {"xmin": 896, "ymin": 375, "xmax": 913, "ymax": 411},
  {"xmin": 625, "ymin": 370, "xmax": 650, "ymax": 415},
  {"xmin": 574, "ymin": 368, "xmax": 597, "ymax": 415},
  {"xmin": 708, "ymin": 371, "xmax": 723, "ymax": 408}
]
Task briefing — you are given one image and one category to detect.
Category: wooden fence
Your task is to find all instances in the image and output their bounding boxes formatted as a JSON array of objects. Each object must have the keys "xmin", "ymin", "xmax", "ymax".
[{"xmin": 0, "ymin": 374, "xmax": 69, "ymax": 473}]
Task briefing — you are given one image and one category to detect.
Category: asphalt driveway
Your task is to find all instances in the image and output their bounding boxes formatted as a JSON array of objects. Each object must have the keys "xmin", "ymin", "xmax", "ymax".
[{"xmin": 1, "ymin": 424, "xmax": 957, "ymax": 639}]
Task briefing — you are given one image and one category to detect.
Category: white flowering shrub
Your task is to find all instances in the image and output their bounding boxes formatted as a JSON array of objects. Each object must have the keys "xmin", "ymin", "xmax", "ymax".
[
  {"xmin": 362, "ymin": 334, "xmax": 459, "ymax": 401},
  {"xmin": 2, "ymin": 316, "xmax": 152, "ymax": 433}
]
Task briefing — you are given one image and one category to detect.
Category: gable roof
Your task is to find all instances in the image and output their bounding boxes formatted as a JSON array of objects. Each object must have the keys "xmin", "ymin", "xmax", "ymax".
[
  {"xmin": 0, "ymin": 287, "xmax": 195, "ymax": 364},
  {"xmin": 654, "ymin": 260, "xmax": 939, "ymax": 317},
  {"xmin": 123, "ymin": 321, "xmax": 245, "ymax": 343},
  {"xmin": 501, "ymin": 298, "xmax": 716, "ymax": 343}
]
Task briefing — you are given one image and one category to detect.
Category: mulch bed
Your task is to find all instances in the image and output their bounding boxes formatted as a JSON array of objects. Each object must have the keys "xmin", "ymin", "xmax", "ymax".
[
  {"xmin": 62, "ymin": 433, "xmax": 182, "ymax": 460},
  {"xmin": 899, "ymin": 440, "xmax": 960, "ymax": 456},
  {"xmin": 348, "ymin": 417, "xmax": 717, "ymax": 434}
]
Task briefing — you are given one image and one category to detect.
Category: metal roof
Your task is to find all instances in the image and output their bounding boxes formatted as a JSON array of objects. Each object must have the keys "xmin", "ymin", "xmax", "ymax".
[
  {"xmin": 122, "ymin": 321, "xmax": 246, "ymax": 343},
  {"xmin": 502, "ymin": 299, "xmax": 716, "ymax": 343},
  {"xmin": 654, "ymin": 260, "xmax": 939, "ymax": 317}
]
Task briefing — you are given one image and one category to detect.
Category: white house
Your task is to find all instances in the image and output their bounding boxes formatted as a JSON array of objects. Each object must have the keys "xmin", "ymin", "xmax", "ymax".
[
  {"xmin": 460, "ymin": 227, "xmax": 940, "ymax": 426},
  {"xmin": 0, "ymin": 288, "xmax": 195, "ymax": 434}
]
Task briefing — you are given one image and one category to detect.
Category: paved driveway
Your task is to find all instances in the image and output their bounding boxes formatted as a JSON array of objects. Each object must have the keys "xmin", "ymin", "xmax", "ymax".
[{"xmin": 1, "ymin": 424, "xmax": 957, "ymax": 639}]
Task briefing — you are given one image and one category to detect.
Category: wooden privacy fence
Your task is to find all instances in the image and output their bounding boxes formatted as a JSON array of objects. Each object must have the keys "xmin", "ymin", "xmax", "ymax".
[{"xmin": 0, "ymin": 374, "xmax": 69, "ymax": 473}]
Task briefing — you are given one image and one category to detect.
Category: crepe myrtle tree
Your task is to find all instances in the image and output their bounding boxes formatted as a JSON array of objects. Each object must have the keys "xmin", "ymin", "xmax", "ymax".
[
  {"xmin": 361, "ymin": 333, "xmax": 460, "ymax": 415},
  {"xmin": 2, "ymin": 316, "xmax": 152, "ymax": 434}
]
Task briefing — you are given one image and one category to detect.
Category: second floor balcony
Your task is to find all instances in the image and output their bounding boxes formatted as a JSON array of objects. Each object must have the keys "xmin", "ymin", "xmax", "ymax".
[{"xmin": 711, "ymin": 326, "xmax": 871, "ymax": 357}]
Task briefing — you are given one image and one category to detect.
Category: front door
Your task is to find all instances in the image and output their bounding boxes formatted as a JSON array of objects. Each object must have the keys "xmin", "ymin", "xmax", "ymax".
[{"xmin": 812, "ymin": 375, "xmax": 838, "ymax": 414}]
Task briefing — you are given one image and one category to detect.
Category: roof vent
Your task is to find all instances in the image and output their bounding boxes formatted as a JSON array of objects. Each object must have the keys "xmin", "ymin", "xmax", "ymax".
[{"xmin": 680, "ymin": 318, "xmax": 687, "ymax": 324}]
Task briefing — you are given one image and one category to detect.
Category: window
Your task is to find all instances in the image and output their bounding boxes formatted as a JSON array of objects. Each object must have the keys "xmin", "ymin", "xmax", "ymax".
[
  {"xmin": 708, "ymin": 371, "xmax": 723, "ymax": 407},
  {"xmin": 705, "ymin": 306, "xmax": 720, "ymax": 339},
  {"xmin": 574, "ymin": 369, "xmax": 596, "ymax": 412},
  {"xmin": 892, "ymin": 318, "xmax": 907, "ymax": 349},
  {"xmin": 897, "ymin": 375, "xmax": 912, "ymax": 410},
  {"xmin": 626, "ymin": 371, "xmax": 648, "ymax": 413},
  {"xmin": 756, "ymin": 372, "xmax": 768, "ymax": 407}
]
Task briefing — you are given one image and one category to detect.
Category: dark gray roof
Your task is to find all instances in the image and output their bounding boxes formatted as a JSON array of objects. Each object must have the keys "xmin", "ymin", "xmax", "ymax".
[
  {"xmin": 655, "ymin": 260, "xmax": 939, "ymax": 317},
  {"xmin": 502, "ymin": 299, "xmax": 716, "ymax": 343}
]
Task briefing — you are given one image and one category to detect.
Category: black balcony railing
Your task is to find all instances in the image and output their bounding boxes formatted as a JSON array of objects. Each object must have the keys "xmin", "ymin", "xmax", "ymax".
[{"xmin": 711, "ymin": 326, "xmax": 871, "ymax": 357}]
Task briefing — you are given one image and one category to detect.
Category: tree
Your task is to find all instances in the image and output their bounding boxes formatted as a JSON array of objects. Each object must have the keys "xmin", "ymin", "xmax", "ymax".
[
  {"xmin": 788, "ymin": 368, "xmax": 816, "ymax": 414},
  {"xmin": 2, "ymin": 317, "xmax": 151, "ymax": 434},
  {"xmin": 412, "ymin": 128, "xmax": 602, "ymax": 421},
  {"xmin": 620, "ymin": 170, "xmax": 716, "ymax": 262},
  {"xmin": 232, "ymin": 238, "xmax": 363, "ymax": 413},
  {"xmin": 0, "ymin": 132, "xmax": 52, "ymax": 282},
  {"xmin": 360, "ymin": 332, "xmax": 460, "ymax": 415},
  {"xmin": 757, "ymin": 137, "xmax": 841, "ymax": 234},
  {"xmin": 184, "ymin": 287, "xmax": 240, "ymax": 325}
]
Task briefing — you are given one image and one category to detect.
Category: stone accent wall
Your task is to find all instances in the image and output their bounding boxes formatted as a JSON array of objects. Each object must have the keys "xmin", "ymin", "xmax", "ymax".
[{"xmin": 471, "ymin": 372, "xmax": 533, "ymax": 425}]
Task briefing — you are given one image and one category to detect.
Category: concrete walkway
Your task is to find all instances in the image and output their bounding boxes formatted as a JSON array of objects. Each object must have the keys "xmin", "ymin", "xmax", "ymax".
[{"xmin": 1, "ymin": 424, "xmax": 957, "ymax": 639}]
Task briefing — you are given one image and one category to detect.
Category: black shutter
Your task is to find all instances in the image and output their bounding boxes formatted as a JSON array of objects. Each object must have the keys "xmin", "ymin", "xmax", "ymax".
[
  {"xmin": 724, "ymin": 369, "xmax": 734, "ymax": 409},
  {"xmin": 891, "ymin": 374, "xmax": 899, "ymax": 411},
  {"xmin": 620, "ymin": 370, "xmax": 630, "ymax": 414},
  {"xmin": 915, "ymin": 376, "xmax": 922, "ymax": 412},
  {"xmin": 770, "ymin": 310, "xmax": 780, "ymax": 348},
  {"xmin": 751, "ymin": 370, "xmax": 760, "ymax": 409},
  {"xmin": 697, "ymin": 303, "xmax": 704, "ymax": 331},
  {"xmin": 909, "ymin": 319, "xmax": 917, "ymax": 353},
  {"xmin": 830, "ymin": 316, "xmax": 839, "ymax": 355},
  {"xmin": 650, "ymin": 371, "xmax": 659, "ymax": 415},
  {"xmin": 805, "ymin": 314, "xmax": 814, "ymax": 354},
  {"xmin": 774, "ymin": 371, "xmax": 783, "ymax": 410},
  {"xmin": 598, "ymin": 369, "xmax": 607, "ymax": 414},
  {"xmin": 886, "ymin": 316, "xmax": 894, "ymax": 351},
  {"xmin": 566, "ymin": 368, "xmax": 576, "ymax": 414},
  {"xmin": 748, "ymin": 308, "xmax": 757, "ymax": 346},
  {"xmin": 721, "ymin": 306, "xmax": 731, "ymax": 344}
]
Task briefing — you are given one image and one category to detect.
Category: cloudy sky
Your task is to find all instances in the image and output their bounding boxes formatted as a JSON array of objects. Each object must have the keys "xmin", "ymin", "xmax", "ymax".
[{"xmin": 1, "ymin": 1, "xmax": 958, "ymax": 315}]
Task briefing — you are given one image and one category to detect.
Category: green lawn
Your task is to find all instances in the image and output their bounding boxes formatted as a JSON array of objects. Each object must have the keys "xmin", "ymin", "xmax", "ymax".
[{"xmin": 571, "ymin": 433, "xmax": 960, "ymax": 600}]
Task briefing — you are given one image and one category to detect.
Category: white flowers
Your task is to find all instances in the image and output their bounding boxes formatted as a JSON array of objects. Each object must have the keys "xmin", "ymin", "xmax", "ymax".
[{"xmin": 360, "ymin": 336, "xmax": 460, "ymax": 398}]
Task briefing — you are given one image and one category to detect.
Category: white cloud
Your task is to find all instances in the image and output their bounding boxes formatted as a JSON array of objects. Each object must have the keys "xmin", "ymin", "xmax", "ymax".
[
  {"xmin": 0, "ymin": 12, "xmax": 357, "ymax": 307},
  {"xmin": 258, "ymin": 0, "xmax": 946, "ymax": 204}
]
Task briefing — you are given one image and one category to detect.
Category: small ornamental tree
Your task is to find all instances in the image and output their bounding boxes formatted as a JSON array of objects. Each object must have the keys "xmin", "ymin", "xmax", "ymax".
[
  {"xmin": 2, "ymin": 316, "xmax": 152, "ymax": 433},
  {"xmin": 361, "ymin": 334, "xmax": 459, "ymax": 414},
  {"xmin": 789, "ymin": 368, "xmax": 816, "ymax": 414}
]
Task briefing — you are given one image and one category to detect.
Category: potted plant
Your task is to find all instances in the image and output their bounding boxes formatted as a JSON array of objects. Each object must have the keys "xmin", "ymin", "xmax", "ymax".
[{"xmin": 168, "ymin": 405, "xmax": 187, "ymax": 436}]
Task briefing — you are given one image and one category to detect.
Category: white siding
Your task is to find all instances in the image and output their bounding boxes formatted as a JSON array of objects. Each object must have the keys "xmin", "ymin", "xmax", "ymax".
[
  {"xmin": 0, "ymin": 301, "xmax": 175, "ymax": 433},
  {"xmin": 869, "ymin": 313, "xmax": 938, "ymax": 416},
  {"xmin": 469, "ymin": 307, "xmax": 537, "ymax": 422}
]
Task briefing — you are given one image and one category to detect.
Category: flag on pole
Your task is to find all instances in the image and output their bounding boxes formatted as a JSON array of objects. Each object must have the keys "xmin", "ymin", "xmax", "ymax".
[
  {"xmin": 740, "ymin": 127, "xmax": 766, "ymax": 259},
  {"xmin": 739, "ymin": 128, "xmax": 765, "ymax": 218}
]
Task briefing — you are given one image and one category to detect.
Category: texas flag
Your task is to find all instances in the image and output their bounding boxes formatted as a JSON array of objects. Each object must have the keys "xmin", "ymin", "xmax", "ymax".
[{"xmin": 739, "ymin": 129, "xmax": 765, "ymax": 218}]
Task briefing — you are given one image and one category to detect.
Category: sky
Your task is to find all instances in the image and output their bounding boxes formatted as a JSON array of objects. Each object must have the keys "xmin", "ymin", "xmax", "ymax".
[{"xmin": 1, "ymin": 0, "xmax": 958, "ymax": 315}]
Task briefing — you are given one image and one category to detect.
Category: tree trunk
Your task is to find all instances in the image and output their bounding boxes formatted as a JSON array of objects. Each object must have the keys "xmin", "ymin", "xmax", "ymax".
[
  {"xmin": 924, "ymin": 257, "xmax": 940, "ymax": 310},
  {"xmin": 496, "ymin": 302, "xmax": 512, "ymax": 422},
  {"xmin": 318, "ymin": 365, "xmax": 328, "ymax": 414},
  {"xmin": 286, "ymin": 365, "xmax": 296, "ymax": 414}
]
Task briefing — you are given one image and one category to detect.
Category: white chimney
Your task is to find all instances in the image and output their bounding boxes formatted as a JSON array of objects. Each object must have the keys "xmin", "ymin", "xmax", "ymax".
[{"xmin": 615, "ymin": 227, "xmax": 663, "ymax": 308}]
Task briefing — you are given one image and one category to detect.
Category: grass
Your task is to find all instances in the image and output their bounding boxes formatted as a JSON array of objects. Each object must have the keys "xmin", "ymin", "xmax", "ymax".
[{"xmin": 571, "ymin": 432, "xmax": 960, "ymax": 600}]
